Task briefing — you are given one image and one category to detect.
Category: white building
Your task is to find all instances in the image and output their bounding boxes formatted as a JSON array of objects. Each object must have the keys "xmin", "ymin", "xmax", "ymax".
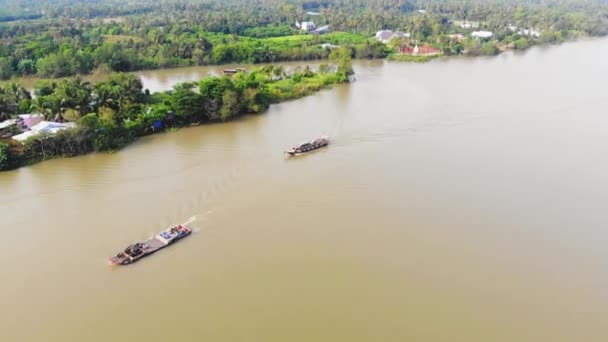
[
  {"xmin": 460, "ymin": 21, "xmax": 480, "ymax": 29},
  {"xmin": 320, "ymin": 43, "xmax": 338, "ymax": 49},
  {"xmin": 375, "ymin": 30, "xmax": 410, "ymax": 44},
  {"xmin": 0, "ymin": 119, "xmax": 17, "ymax": 131},
  {"xmin": 519, "ymin": 29, "xmax": 541, "ymax": 38},
  {"xmin": 12, "ymin": 121, "xmax": 76, "ymax": 142},
  {"xmin": 297, "ymin": 21, "xmax": 316, "ymax": 31},
  {"xmin": 471, "ymin": 31, "xmax": 493, "ymax": 39},
  {"xmin": 375, "ymin": 30, "xmax": 393, "ymax": 43}
]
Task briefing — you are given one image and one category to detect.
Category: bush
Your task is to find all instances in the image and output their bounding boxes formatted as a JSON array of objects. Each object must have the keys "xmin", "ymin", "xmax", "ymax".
[
  {"xmin": 0, "ymin": 142, "xmax": 12, "ymax": 170},
  {"xmin": 513, "ymin": 37, "xmax": 529, "ymax": 50},
  {"xmin": 481, "ymin": 42, "xmax": 499, "ymax": 55}
]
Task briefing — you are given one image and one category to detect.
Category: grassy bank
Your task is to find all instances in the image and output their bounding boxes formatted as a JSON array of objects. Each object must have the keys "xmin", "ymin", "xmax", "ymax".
[{"xmin": 386, "ymin": 53, "xmax": 443, "ymax": 63}]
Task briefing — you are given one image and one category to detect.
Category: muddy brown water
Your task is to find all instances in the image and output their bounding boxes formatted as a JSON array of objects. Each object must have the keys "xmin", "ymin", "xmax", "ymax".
[{"xmin": 1, "ymin": 39, "xmax": 608, "ymax": 341}]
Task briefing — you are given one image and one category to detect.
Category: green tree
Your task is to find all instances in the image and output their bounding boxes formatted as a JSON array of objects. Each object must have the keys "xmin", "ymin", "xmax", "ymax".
[
  {"xmin": 170, "ymin": 87, "xmax": 205, "ymax": 122},
  {"xmin": 0, "ymin": 57, "xmax": 14, "ymax": 80},
  {"xmin": 36, "ymin": 53, "xmax": 79, "ymax": 78},
  {"xmin": 199, "ymin": 77, "xmax": 234, "ymax": 103},
  {"xmin": 54, "ymin": 77, "xmax": 93, "ymax": 118},
  {"xmin": 0, "ymin": 142, "xmax": 12, "ymax": 171},
  {"xmin": 0, "ymin": 83, "xmax": 31, "ymax": 120},
  {"xmin": 513, "ymin": 37, "xmax": 529, "ymax": 50},
  {"xmin": 329, "ymin": 46, "xmax": 354, "ymax": 76},
  {"xmin": 220, "ymin": 89, "xmax": 239, "ymax": 121},
  {"xmin": 481, "ymin": 41, "xmax": 499, "ymax": 55},
  {"xmin": 17, "ymin": 59, "xmax": 36, "ymax": 75}
]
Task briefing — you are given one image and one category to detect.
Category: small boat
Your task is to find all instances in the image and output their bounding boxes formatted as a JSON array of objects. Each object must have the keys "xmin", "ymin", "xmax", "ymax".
[
  {"xmin": 223, "ymin": 68, "xmax": 246, "ymax": 75},
  {"xmin": 285, "ymin": 136, "xmax": 329, "ymax": 155},
  {"xmin": 108, "ymin": 224, "xmax": 192, "ymax": 265}
]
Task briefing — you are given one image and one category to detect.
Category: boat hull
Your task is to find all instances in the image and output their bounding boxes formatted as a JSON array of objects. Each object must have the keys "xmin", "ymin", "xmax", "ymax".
[
  {"xmin": 285, "ymin": 139, "xmax": 329, "ymax": 155},
  {"xmin": 109, "ymin": 225, "xmax": 192, "ymax": 266}
]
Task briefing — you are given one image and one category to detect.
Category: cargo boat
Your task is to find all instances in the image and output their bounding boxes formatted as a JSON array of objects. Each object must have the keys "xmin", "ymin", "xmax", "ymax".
[
  {"xmin": 223, "ymin": 68, "xmax": 246, "ymax": 75},
  {"xmin": 108, "ymin": 224, "xmax": 192, "ymax": 265},
  {"xmin": 285, "ymin": 136, "xmax": 329, "ymax": 156}
]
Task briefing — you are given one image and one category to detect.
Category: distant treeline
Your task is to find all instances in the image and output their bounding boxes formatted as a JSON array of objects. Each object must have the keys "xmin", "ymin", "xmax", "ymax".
[
  {"xmin": 0, "ymin": 0, "xmax": 605, "ymax": 79},
  {"xmin": 0, "ymin": 14, "xmax": 43, "ymax": 22}
]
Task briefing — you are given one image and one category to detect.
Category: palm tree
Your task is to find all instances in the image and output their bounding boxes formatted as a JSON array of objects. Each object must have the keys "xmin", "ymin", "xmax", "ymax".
[
  {"xmin": 0, "ymin": 84, "xmax": 31, "ymax": 121},
  {"xmin": 5, "ymin": 83, "xmax": 31, "ymax": 102},
  {"xmin": 30, "ymin": 96, "xmax": 62, "ymax": 121},
  {"xmin": 0, "ymin": 96, "xmax": 14, "ymax": 121},
  {"xmin": 55, "ymin": 77, "xmax": 93, "ymax": 117}
]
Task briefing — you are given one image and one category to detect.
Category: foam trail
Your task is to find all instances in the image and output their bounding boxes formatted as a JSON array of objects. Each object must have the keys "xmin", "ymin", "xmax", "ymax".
[
  {"xmin": 182, "ymin": 210, "xmax": 214, "ymax": 233},
  {"xmin": 183, "ymin": 215, "xmax": 198, "ymax": 226}
]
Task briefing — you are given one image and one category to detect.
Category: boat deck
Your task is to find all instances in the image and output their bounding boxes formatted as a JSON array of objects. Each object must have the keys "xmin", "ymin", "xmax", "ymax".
[
  {"xmin": 109, "ymin": 225, "xmax": 192, "ymax": 265},
  {"xmin": 143, "ymin": 237, "xmax": 166, "ymax": 253}
]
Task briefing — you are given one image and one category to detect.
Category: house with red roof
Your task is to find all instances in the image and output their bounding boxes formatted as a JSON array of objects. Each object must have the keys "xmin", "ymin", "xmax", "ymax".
[{"xmin": 399, "ymin": 45, "xmax": 441, "ymax": 56}]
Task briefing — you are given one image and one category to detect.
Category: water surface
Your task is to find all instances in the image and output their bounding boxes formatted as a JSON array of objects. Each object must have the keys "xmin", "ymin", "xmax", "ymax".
[{"xmin": 1, "ymin": 39, "xmax": 608, "ymax": 341}]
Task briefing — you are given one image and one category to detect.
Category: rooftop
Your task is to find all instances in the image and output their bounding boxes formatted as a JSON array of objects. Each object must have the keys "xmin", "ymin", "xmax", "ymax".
[
  {"xmin": 12, "ymin": 121, "xmax": 76, "ymax": 142},
  {"xmin": 471, "ymin": 31, "xmax": 493, "ymax": 38},
  {"xmin": 0, "ymin": 119, "xmax": 17, "ymax": 130}
]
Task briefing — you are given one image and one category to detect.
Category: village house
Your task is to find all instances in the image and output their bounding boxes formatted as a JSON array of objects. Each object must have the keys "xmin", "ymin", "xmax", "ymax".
[
  {"xmin": 519, "ymin": 29, "xmax": 541, "ymax": 38},
  {"xmin": 509, "ymin": 25, "xmax": 541, "ymax": 37},
  {"xmin": 0, "ymin": 119, "xmax": 18, "ymax": 139},
  {"xmin": 471, "ymin": 31, "xmax": 493, "ymax": 39},
  {"xmin": 320, "ymin": 43, "xmax": 338, "ymax": 49},
  {"xmin": 12, "ymin": 120, "xmax": 76, "ymax": 142},
  {"xmin": 375, "ymin": 30, "xmax": 410, "ymax": 44},
  {"xmin": 296, "ymin": 21, "xmax": 316, "ymax": 31},
  {"xmin": 459, "ymin": 21, "xmax": 480, "ymax": 29},
  {"xmin": 399, "ymin": 45, "xmax": 441, "ymax": 56},
  {"xmin": 448, "ymin": 33, "xmax": 465, "ymax": 41},
  {"xmin": 0, "ymin": 114, "xmax": 44, "ymax": 139},
  {"xmin": 375, "ymin": 30, "xmax": 393, "ymax": 43}
]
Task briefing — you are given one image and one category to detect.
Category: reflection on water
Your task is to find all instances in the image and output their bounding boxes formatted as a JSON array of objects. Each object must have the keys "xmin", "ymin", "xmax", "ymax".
[{"xmin": 1, "ymin": 39, "xmax": 608, "ymax": 342}]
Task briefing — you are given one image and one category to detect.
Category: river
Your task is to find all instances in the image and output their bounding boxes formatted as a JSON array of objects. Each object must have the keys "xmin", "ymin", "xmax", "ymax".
[
  {"xmin": 11, "ymin": 62, "xmax": 322, "ymax": 93},
  {"xmin": 1, "ymin": 39, "xmax": 608, "ymax": 342}
]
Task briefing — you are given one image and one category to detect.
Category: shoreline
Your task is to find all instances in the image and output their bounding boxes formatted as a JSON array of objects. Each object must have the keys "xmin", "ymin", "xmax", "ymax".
[
  {"xmin": 0, "ymin": 63, "xmax": 354, "ymax": 172},
  {"xmin": 3, "ymin": 35, "xmax": 606, "ymax": 91}
]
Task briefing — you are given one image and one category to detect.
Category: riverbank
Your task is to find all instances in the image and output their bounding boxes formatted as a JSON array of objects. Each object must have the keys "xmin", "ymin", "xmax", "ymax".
[
  {"xmin": 3, "ymin": 36, "xmax": 608, "ymax": 342},
  {"xmin": 0, "ymin": 55, "xmax": 354, "ymax": 171},
  {"xmin": 5, "ymin": 34, "xmax": 605, "ymax": 94},
  {"xmin": 387, "ymin": 53, "xmax": 442, "ymax": 63}
]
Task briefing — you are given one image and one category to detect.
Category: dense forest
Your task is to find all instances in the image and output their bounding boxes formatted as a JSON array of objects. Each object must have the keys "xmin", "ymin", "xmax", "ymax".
[
  {"xmin": 0, "ymin": 47, "xmax": 354, "ymax": 170},
  {"xmin": 0, "ymin": 0, "xmax": 606, "ymax": 79}
]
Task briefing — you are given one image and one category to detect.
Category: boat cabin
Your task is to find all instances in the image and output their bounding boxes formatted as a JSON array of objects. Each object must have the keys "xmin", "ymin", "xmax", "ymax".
[{"xmin": 156, "ymin": 225, "xmax": 189, "ymax": 244}]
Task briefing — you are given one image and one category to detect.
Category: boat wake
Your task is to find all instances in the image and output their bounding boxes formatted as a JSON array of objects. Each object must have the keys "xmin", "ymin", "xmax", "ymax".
[
  {"xmin": 182, "ymin": 215, "xmax": 198, "ymax": 226},
  {"xmin": 182, "ymin": 210, "xmax": 214, "ymax": 232}
]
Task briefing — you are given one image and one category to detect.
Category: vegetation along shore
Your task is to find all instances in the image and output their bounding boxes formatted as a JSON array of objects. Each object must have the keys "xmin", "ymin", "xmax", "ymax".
[
  {"xmin": 0, "ymin": 0, "xmax": 606, "ymax": 80},
  {"xmin": 1, "ymin": 0, "xmax": 608, "ymax": 170},
  {"xmin": 0, "ymin": 48, "xmax": 354, "ymax": 171}
]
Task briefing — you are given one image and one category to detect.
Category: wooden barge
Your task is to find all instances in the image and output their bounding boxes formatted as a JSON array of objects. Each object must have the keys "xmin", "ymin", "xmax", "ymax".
[
  {"xmin": 108, "ymin": 225, "xmax": 192, "ymax": 265},
  {"xmin": 223, "ymin": 68, "xmax": 246, "ymax": 75},
  {"xmin": 285, "ymin": 136, "xmax": 329, "ymax": 156}
]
